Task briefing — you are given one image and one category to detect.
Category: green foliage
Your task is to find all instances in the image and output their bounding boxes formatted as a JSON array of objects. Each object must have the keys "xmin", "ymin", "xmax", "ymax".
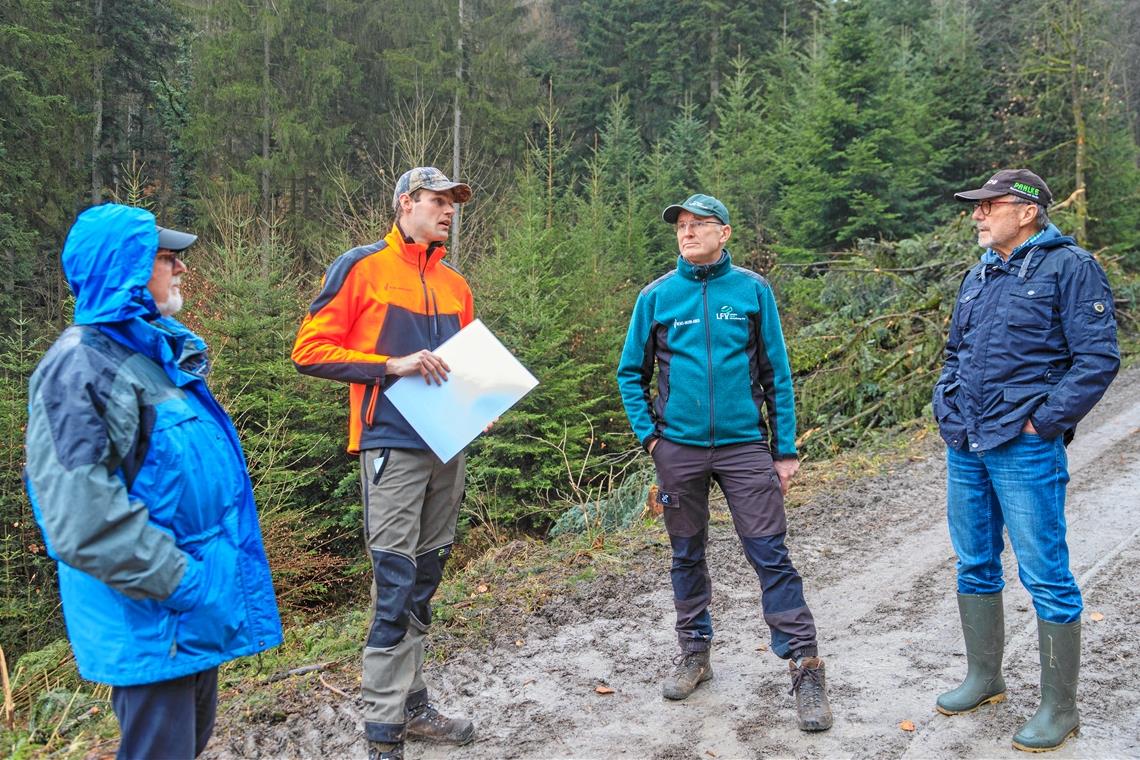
[
  {"xmin": 549, "ymin": 468, "xmax": 652, "ymax": 537},
  {"xmin": 0, "ymin": 318, "xmax": 59, "ymax": 661},
  {"xmin": 189, "ymin": 205, "xmax": 358, "ymax": 614}
]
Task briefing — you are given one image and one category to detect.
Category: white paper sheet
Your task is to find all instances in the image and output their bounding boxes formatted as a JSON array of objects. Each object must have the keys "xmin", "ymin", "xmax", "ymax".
[{"xmin": 384, "ymin": 319, "xmax": 539, "ymax": 462}]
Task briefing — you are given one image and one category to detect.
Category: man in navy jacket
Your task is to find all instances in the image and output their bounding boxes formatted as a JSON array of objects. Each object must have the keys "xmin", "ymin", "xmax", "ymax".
[{"xmin": 932, "ymin": 170, "xmax": 1118, "ymax": 752}]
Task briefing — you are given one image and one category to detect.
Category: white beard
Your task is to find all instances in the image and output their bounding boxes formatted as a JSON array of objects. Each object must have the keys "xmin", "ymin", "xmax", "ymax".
[{"xmin": 157, "ymin": 279, "xmax": 183, "ymax": 316}]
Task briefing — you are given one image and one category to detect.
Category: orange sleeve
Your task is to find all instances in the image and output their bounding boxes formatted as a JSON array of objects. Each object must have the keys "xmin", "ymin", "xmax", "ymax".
[{"xmin": 292, "ymin": 258, "xmax": 389, "ymax": 384}]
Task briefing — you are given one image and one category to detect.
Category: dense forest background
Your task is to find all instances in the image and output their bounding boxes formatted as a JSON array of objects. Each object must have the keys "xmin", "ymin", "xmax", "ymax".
[{"xmin": 2, "ymin": 0, "xmax": 1139, "ymax": 687}]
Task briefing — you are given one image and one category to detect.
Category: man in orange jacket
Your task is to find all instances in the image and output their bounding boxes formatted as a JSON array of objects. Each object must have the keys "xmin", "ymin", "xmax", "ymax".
[{"xmin": 293, "ymin": 167, "xmax": 475, "ymax": 760}]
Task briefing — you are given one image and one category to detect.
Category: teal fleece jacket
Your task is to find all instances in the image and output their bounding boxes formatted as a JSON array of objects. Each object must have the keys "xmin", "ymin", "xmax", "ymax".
[{"xmin": 617, "ymin": 251, "xmax": 798, "ymax": 458}]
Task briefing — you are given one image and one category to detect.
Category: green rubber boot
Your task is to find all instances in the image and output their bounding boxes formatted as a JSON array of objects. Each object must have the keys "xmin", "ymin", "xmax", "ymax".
[
  {"xmin": 1012, "ymin": 618, "xmax": 1080, "ymax": 752},
  {"xmin": 937, "ymin": 592, "xmax": 1007, "ymax": 715}
]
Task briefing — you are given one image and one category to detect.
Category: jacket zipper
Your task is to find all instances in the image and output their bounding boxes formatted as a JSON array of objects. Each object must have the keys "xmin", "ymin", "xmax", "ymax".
[
  {"xmin": 701, "ymin": 279, "xmax": 715, "ymax": 446},
  {"xmin": 365, "ymin": 378, "xmax": 380, "ymax": 426},
  {"xmin": 431, "ymin": 289, "xmax": 441, "ymax": 344},
  {"xmin": 418, "ymin": 250, "xmax": 436, "ymax": 350}
]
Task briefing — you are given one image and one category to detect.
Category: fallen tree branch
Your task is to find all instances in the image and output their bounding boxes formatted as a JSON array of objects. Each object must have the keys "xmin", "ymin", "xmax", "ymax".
[
  {"xmin": 319, "ymin": 674, "xmax": 351, "ymax": 699},
  {"xmin": 267, "ymin": 662, "xmax": 335, "ymax": 683}
]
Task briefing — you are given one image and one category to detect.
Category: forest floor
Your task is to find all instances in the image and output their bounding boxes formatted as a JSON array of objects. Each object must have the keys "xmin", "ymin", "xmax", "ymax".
[{"xmin": 198, "ymin": 366, "xmax": 1140, "ymax": 760}]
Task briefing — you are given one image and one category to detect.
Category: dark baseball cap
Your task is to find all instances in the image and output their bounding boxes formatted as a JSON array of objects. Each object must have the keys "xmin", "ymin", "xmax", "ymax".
[
  {"xmin": 156, "ymin": 225, "xmax": 198, "ymax": 252},
  {"xmin": 662, "ymin": 194, "xmax": 730, "ymax": 225},
  {"xmin": 954, "ymin": 169, "xmax": 1052, "ymax": 206},
  {"xmin": 393, "ymin": 166, "xmax": 472, "ymax": 206}
]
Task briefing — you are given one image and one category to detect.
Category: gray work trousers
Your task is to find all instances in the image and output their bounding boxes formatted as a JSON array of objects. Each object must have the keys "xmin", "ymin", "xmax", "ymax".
[{"xmin": 359, "ymin": 447, "xmax": 465, "ymax": 744}]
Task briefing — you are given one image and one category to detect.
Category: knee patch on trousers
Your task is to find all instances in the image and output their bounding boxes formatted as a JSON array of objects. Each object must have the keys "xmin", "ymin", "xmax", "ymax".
[
  {"xmin": 740, "ymin": 534, "xmax": 806, "ymax": 614},
  {"xmin": 669, "ymin": 532, "xmax": 709, "ymax": 601},
  {"xmin": 368, "ymin": 549, "xmax": 416, "ymax": 648},
  {"xmin": 409, "ymin": 544, "xmax": 452, "ymax": 628}
]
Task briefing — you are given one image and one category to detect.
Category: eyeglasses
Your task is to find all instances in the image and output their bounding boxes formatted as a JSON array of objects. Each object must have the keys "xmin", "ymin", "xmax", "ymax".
[
  {"xmin": 675, "ymin": 220, "xmax": 723, "ymax": 233},
  {"xmin": 973, "ymin": 199, "xmax": 1028, "ymax": 216},
  {"xmin": 156, "ymin": 251, "xmax": 185, "ymax": 266}
]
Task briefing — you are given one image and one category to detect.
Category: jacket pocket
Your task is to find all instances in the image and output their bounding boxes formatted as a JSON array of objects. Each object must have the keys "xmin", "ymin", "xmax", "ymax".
[
  {"xmin": 995, "ymin": 384, "xmax": 1052, "ymax": 426},
  {"xmin": 1007, "ymin": 284, "xmax": 1056, "ymax": 328},
  {"xmin": 932, "ymin": 379, "xmax": 961, "ymax": 423},
  {"xmin": 952, "ymin": 287, "xmax": 982, "ymax": 336}
]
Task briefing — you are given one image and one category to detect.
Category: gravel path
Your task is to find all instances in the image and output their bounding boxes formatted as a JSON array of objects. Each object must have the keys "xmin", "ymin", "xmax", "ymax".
[{"xmin": 203, "ymin": 366, "xmax": 1140, "ymax": 759}]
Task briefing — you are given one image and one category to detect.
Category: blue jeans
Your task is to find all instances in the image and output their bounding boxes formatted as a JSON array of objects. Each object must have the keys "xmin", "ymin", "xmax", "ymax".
[{"xmin": 946, "ymin": 433, "xmax": 1081, "ymax": 623}]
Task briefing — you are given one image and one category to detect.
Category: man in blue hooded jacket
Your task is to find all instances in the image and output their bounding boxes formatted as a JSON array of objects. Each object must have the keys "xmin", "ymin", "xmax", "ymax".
[
  {"xmin": 617, "ymin": 194, "xmax": 831, "ymax": 732},
  {"xmin": 932, "ymin": 170, "xmax": 1119, "ymax": 752},
  {"xmin": 24, "ymin": 204, "xmax": 283, "ymax": 759}
]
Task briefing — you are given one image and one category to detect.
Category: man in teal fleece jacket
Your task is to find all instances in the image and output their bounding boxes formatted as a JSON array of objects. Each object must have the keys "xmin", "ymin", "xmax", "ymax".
[{"xmin": 617, "ymin": 194, "xmax": 831, "ymax": 731}]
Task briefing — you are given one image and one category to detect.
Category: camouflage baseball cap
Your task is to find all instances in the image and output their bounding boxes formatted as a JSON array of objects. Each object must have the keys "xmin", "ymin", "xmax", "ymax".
[
  {"xmin": 393, "ymin": 166, "xmax": 472, "ymax": 206},
  {"xmin": 662, "ymin": 194, "xmax": 730, "ymax": 225}
]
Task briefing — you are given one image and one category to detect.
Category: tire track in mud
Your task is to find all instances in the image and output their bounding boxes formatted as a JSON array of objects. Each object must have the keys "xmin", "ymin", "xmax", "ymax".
[{"xmin": 201, "ymin": 367, "xmax": 1140, "ymax": 759}]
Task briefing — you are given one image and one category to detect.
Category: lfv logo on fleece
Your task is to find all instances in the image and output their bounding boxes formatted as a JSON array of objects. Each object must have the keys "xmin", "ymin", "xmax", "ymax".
[{"xmin": 716, "ymin": 305, "xmax": 747, "ymax": 321}]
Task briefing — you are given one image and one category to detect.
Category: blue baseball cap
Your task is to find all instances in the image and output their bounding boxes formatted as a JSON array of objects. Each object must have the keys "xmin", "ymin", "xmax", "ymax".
[{"xmin": 662, "ymin": 194, "xmax": 730, "ymax": 225}]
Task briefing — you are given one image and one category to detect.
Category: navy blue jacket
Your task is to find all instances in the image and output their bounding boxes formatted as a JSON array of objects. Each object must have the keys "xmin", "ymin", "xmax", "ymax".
[{"xmin": 932, "ymin": 224, "xmax": 1119, "ymax": 452}]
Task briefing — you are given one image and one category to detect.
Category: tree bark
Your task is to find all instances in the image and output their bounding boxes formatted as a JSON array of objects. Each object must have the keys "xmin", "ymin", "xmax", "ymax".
[
  {"xmin": 91, "ymin": 0, "xmax": 104, "ymax": 204},
  {"xmin": 1069, "ymin": 4, "xmax": 1088, "ymax": 246},
  {"xmin": 450, "ymin": 0, "xmax": 464, "ymax": 260},
  {"xmin": 262, "ymin": 0, "xmax": 272, "ymax": 241}
]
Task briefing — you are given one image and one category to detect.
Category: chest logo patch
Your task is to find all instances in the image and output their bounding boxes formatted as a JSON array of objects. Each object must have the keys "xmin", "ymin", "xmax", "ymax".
[{"xmin": 717, "ymin": 305, "xmax": 747, "ymax": 321}]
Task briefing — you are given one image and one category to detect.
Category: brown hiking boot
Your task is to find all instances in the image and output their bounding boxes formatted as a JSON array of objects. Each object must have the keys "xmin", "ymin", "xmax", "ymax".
[
  {"xmin": 789, "ymin": 657, "xmax": 833, "ymax": 731},
  {"xmin": 406, "ymin": 702, "xmax": 475, "ymax": 745},
  {"xmin": 663, "ymin": 649, "xmax": 713, "ymax": 700}
]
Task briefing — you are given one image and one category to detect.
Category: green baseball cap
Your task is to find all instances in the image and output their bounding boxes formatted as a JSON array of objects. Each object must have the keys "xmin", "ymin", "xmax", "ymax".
[{"xmin": 662, "ymin": 194, "xmax": 729, "ymax": 225}]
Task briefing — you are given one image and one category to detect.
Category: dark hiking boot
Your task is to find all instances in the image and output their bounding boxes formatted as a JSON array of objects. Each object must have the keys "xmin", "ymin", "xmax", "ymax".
[
  {"xmin": 789, "ymin": 657, "xmax": 833, "ymax": 731},
  {"xmin": 367, "ymin": 741, "xmax": 404, "ymax": 760},
  {"xmin": 937, "ymin": 592, "xmax": 1007, "ymax": 715},
  {"xmin": 1012, "ymin": 618, "xmax": 1081, "ymax": 752},
  {"xmin": 406, "ymin": 702, "xmax": 476, "ymax": 745},
  {"xmin": 662, "ymin": 649, "xmax": 713, "ymax": 700}
]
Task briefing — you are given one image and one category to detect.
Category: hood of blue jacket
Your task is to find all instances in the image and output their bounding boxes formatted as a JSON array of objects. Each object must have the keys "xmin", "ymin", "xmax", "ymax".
[
  {"xmin": 63, "ymin": 204, "xmax": 162, "ymax": 325},
  {"xmin": 62, "ymin": 204, "xmax": 210, "ymax": 386},
  {"xmin": 979, "ymin": 223, "xmax": 1075, "ymax": 266}
]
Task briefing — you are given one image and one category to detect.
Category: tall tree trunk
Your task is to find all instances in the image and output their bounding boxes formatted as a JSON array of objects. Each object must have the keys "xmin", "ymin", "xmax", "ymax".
[
  {"xmin": 91, "ymin": 0, "xmax": 104, "ymax": 204},
  {"xmin": 1070, "ymin": 11, "xmax": 1088, "ymax": 246},
  {"xmin": 709, "ymin": 22, "xmax": 720, "ymax": 128},
  {"xmin": 261, "ymin": 0, "xmax": 272, "ymax": 244},
  {"xmin": 450, "ymin": 0, "xmax": 464, "ymax": 259}
]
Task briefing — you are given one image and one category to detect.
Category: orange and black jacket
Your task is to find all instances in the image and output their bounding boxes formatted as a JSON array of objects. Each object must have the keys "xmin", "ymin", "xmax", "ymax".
[{"xmin": 292, "ymin": 223, "xmax": 474, "ymax": 453}]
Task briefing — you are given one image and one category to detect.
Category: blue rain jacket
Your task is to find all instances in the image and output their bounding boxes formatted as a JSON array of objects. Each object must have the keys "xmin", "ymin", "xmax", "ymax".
[
  {"xmin": 932, "ymin": 224, "xmax": 1119, "ymax": 452},
  {"xmin": 24, "ymin": 204, "xmax": 282, "ymax": 687},
  {"xmin": 617, "ymin": 251, "xmax": 798, "ymax": 458}
]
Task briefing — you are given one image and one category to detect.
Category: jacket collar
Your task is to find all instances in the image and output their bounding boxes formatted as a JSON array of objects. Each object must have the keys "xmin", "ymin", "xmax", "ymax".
[
  {"xmin": 677, "ymin": 250, "xmax": 732, "ymax": 281},
  {"xmin": 977, "ymin": 224, "xmax": 1075, "ymax": 281},
  {"xmin": 388, "ymin": 222, "xmax": 447, "ymax": 270}
]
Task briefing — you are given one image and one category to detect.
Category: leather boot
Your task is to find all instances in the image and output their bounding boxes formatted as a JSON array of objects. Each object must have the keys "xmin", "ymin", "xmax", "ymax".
[
  {"xmin": 1012, "ymin": 618, "xmax": 1080, "ymax": 752},
  {"xmin": 789, "ymin": 657, "xmax": 833, "ymax": 731},
  {"xmin": 406, "ymin": 702, "xmax": 475, "ymax": 745},
  {"xmin": 937, "ymin": 592, "xmax": 1007, "ymax": 715},
  {"xmin": 662, "ymin": 649, "xmax": 713, "ymax": 700}
]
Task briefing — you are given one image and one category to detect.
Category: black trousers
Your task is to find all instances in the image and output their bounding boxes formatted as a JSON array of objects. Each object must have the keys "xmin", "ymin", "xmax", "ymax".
[{"xmin": 111, "ymin": 667, "xmax": 218, "ymax": 760}]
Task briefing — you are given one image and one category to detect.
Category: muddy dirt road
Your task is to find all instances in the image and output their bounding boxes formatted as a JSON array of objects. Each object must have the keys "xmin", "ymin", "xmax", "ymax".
[{"xmin": 205, "ymin": 366, "xmax": 1140, "ymax": 759}]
